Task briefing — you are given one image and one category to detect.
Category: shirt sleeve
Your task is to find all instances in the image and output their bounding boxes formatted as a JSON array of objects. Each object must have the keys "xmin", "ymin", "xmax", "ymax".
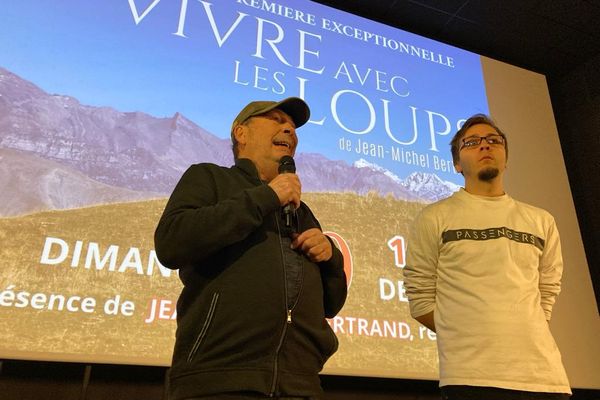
[
  {"xmin": 403, "ymin": 208, "xmax": 439, "ymax": 319},
  {"xmin": 538, "ymin": 216, "xmax": 563, "ymax": 320}
]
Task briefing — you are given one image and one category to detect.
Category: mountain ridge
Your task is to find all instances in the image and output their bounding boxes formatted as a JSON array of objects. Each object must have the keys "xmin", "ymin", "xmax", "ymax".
[{"xmin": 0, "ymin": 67, "xmax": 459, "ymax": 216}]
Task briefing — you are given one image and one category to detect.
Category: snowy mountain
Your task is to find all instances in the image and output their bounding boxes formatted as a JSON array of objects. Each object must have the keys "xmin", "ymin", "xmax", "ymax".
[
  {"xmin": 353, "ymin": 159, "xmax": 460, "ymax": 202},
  {"xmin": 297, "ymin": 154, "xmax": 421, "ymax": 201},
  {"xmin": 401, "ymin": 171, "xmax": 461, "ymax": 202}
]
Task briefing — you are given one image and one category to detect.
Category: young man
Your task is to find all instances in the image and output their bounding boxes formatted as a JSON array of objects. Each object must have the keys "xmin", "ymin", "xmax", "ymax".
[
  {"xmin": 404, "ymin": 114, "xmax": 571, "ymax": 400},
  {"xmin": 154, "ymin": 97, "xmax": 347, "ymax": 400}
]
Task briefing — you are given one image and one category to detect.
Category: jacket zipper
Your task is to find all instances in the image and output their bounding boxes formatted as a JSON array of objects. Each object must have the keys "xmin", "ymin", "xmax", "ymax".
[{"xmin": 270, "ymin": 214, "xmax": 291, "ymax": 396}]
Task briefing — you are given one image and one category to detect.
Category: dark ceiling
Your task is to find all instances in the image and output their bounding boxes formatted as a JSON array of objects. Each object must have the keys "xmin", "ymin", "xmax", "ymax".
[{"xmin": 313, "ymin": 0, "xmax": 600, "ymax": 82}]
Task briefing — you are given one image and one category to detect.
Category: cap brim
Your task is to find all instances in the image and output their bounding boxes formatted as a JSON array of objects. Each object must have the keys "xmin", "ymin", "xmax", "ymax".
[{"xmin": 271, "ymin": 97, "xmax": 310, "ymax": 128}]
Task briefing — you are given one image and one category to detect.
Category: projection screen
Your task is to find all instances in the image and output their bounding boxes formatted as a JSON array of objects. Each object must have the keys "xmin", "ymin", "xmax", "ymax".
[{"xmin": 1, "ymin": 0, "xmax": 598, "ymax": 388}]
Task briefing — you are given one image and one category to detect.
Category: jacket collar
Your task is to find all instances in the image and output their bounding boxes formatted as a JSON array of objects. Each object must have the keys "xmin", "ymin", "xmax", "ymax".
[{"xmin": 234, "ymin": 158, "xmax": 261, "ymax": 182}]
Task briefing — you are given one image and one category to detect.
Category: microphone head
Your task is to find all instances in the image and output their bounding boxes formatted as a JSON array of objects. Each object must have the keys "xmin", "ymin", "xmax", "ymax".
[{"xmin": 278, "ymin": 155, "xmax": 296, "ymax": 174}]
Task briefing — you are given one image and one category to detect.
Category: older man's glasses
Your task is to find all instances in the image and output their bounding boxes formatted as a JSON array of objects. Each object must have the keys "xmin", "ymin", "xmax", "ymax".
[{"xmin": 460, "ymin": 134, "xmax": 505, "ymax": 150}]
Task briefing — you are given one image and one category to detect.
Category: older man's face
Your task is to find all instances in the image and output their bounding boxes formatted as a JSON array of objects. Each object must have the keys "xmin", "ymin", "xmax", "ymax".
[{"xmin": 236, "ymin": 109, "xmax": 298, "ymax": 171}]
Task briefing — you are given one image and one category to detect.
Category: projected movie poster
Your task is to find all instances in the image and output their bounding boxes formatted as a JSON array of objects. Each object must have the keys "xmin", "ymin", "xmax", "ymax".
[{"xmin": 0, "ymin": 0, "xmax": 488, "ymax": 379}]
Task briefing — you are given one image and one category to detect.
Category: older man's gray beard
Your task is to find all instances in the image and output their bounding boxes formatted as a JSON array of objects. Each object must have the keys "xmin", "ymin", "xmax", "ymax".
[{"xmin": 478, "ymin": 167, "xmax": 499, "ymax": 182}]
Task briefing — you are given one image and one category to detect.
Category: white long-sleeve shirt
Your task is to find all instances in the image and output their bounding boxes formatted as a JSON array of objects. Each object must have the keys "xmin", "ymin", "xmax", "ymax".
[{"xmin": 404, "ymin": 188, "xmax": 571, "ymax": 394}]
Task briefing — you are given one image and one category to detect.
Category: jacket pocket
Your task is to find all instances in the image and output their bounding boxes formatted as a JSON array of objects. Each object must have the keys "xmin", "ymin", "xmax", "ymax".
[{"xmin": 187, "ymin": 292, "xmax": 219, "ymax": 363}]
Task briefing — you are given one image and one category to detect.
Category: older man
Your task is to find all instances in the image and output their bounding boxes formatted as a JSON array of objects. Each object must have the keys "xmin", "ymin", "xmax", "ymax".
[{"xmin": 155, "ymin": 97, "xmax": 347, "ymax": 400}]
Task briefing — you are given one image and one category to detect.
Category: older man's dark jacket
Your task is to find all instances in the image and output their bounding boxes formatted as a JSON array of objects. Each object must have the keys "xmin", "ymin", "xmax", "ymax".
[{"xmin": 154, "ymin": 158, "xmax": 347, "ymax": 400}]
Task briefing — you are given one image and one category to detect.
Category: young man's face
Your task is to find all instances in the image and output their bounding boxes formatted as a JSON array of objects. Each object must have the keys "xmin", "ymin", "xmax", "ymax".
[
  {"xmin": 235, "ymin": 109, "xmax": 298, "ymax": 177},
  {"xmin": 454, "ymin": 123, "xmax": 507, "ymax": 183}
]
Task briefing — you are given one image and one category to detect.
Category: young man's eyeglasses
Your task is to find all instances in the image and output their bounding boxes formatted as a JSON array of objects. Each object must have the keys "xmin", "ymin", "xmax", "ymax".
[{"xmin": 460, "ymin": 134, "xmax": 506, "ymax": 150}]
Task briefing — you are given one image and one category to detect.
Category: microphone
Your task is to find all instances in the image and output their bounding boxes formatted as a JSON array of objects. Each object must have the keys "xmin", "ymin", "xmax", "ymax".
[{"xmin": 278, "ymin": 156, "xmax": 296, "ymax": 228}]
